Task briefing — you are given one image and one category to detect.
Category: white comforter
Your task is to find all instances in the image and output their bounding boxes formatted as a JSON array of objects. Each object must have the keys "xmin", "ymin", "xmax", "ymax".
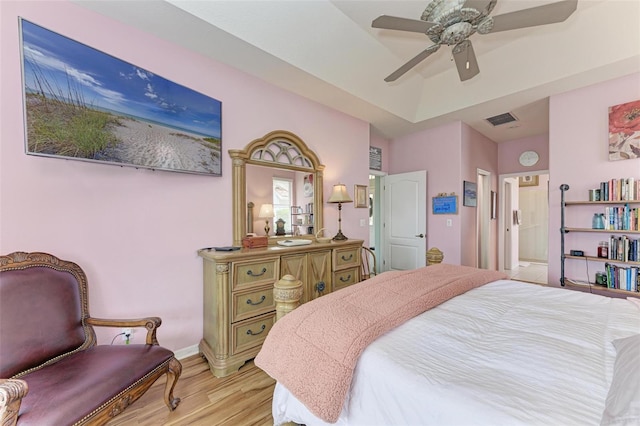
[{"xmin": 273, "ymin": 280, "xmax": 640, "ymax": 426}]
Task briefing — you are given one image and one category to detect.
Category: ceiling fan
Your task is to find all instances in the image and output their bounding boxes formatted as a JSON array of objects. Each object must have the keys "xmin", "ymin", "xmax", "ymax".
[{"xmin": 372, "ymin": 0, "xmax": 578, "ymax": 82}]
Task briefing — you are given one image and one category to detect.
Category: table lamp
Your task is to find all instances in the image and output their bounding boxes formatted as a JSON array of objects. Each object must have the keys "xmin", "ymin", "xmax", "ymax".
[
  {"xmin": 327, "ymin": 183, "xmax": 352, "ymax": 240},
  {"xmin": 259, "ymin": 203, "xmax": 274, "ymax": 236}
]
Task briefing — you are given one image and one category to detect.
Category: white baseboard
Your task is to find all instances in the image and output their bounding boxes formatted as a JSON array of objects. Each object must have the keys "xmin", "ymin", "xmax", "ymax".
[{"xmin": 174, "ymin": 344, "xmax": 200, "ymax": 360}]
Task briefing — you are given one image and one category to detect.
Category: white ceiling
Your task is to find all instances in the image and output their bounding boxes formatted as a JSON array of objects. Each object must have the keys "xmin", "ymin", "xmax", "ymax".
[{"xmin": 73, "ymin": 0, "xmax": 640, "ymax": 142}]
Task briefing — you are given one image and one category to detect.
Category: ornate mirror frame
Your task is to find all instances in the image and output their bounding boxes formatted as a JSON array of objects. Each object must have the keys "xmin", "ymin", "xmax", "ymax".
[{"xmin": 229, "ymin": 130, "xmax": 325, "ymax": 246}]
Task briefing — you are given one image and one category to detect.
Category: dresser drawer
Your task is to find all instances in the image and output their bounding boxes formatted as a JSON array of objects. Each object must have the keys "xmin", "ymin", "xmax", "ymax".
[
  {"xmin": 232, "ymin": 285, "xmax": 275, "ymax": 322},
  {"xmin": 232, "ymin": 258, "xmax": 279, "ymax": 290},
  {"xmin": 231, "ymin": 312, "xmax": 275, "ymax": 355},
  {"xmin": 333, "ymin": 266, "xmax": 360, "ymax": 291},
  {"xmin": 333, "ymin": 247, "xmax": 360, "ymax": 270}
]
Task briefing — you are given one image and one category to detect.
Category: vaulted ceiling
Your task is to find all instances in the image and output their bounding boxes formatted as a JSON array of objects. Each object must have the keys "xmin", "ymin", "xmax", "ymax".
[{"xmin": 73, "ymin": 0, "xmax": 640, "ymax": 142}]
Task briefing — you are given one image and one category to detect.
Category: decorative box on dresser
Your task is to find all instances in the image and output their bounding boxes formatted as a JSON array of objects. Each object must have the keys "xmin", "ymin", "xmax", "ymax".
[{"xmin": 198, "ymin": 239, "xmax": 363, "ymax": 377}]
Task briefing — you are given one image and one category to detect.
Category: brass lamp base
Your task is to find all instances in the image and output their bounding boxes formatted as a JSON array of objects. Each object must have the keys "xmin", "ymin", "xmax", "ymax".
[
  {"xmin": 332, "ymin": 201, "xmax": 348, "ymax": 241},
  {"xmin": 332, "ymin": 231, "xmax": 348, "ymax": 241}
]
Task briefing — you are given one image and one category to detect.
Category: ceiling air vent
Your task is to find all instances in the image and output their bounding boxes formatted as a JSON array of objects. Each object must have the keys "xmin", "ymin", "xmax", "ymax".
[{"xmin": 486, "ymin": 112, "xmax": 518, "ymax": 126}]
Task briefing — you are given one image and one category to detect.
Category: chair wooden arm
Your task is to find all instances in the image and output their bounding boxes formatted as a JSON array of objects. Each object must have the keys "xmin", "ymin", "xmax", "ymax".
[
  {"xmin": 0, "ymin": 379, "xmax": 28, "ymax": 426},
  {"xmin": 86, "ymin": 317, "xmax": 162, "ymax": 345}
]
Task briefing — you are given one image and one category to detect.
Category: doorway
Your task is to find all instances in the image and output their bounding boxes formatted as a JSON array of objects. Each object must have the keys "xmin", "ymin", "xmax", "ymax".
[{"xmin": 499, "ymin": 172, "xmax": 549, "ymax": 285}]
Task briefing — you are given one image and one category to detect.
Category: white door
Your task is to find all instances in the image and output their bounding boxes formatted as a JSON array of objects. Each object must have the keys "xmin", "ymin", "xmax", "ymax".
[
  {"xmin": 504, "ymin": 177, "xmax": 520, "ymax": 270},
  {"xmin": 381, "ymin": 171, "xmax": 427, "ymax": 271}
]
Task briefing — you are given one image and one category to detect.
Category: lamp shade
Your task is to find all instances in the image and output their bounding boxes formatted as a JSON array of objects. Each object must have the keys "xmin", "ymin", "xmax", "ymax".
[
  {"xmin": 327, "ymin": 184, "xmax": 352, "ymax": 204},
  {"xmin": 258, "ymin": 203, "xmax": 274, "ymax": 218}
]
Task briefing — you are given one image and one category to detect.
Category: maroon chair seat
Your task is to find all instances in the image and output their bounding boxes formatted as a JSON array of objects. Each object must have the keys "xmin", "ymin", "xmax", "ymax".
[{"xmin": 0, "ymin": 252, "xmax": 181, "ymax": 426}]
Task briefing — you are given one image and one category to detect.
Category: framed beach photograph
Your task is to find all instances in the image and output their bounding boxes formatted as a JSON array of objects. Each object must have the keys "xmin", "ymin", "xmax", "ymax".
[
  {"xmin": 463, "ymin": 181, "xmax": 477, "ymax": 207},
  {"xmin": 20, "ymin": 19, "xmax": 222, "ymax": 176},
  {"xmin": 354, "ymin": 184, "xmax": 368, "ymax": 208}
]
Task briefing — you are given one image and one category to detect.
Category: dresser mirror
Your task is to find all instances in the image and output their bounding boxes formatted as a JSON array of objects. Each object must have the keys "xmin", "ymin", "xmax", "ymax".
[{"xmin": 229, "ymin": 130, "xmax": 325, "ymax": 246}]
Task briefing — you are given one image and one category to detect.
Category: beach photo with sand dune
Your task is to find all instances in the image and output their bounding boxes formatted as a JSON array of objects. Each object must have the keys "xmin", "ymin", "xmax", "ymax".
[{"xmin": 20, "ymin": 19, "xmax": 222, "ymax": 176}]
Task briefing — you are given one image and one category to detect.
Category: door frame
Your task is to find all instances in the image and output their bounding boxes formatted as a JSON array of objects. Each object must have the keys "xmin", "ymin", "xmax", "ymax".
[
  {"xmin": 369, "ymin": 170, "xmax": 386, "ymax": 272},
  {"xmin": 477, "ymin": 168, "xmax": 491, "ymax": 269}
]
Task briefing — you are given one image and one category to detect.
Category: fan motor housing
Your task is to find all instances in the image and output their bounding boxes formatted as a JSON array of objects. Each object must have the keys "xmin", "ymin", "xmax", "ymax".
[{"xmin": 441, "ymin": 22, "xmax": 473, "ymax": 46}]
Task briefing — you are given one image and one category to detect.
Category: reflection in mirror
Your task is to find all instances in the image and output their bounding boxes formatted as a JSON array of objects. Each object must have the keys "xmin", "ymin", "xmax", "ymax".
[
  {"xmin": 247, "ymin": 165, "xmax": 315, "ymax": 237},
  {"xmin": 229, "ymin": 130, "xmax": 324, "ymax": 246}
]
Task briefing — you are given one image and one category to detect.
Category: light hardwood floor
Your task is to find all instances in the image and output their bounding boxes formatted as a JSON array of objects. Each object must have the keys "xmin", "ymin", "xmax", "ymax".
[{"xmin": 107, "ymin": 355, "xmax": 275, "ymax": 426}]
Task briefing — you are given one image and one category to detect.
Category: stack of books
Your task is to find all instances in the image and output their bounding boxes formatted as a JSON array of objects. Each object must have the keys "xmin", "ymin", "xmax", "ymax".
[
  {"xmin": 603, "ymin": 205, "xmax": 639, "ymax": 231},
  {"xmin": 609, "ymin": 235, "xmax": 640, "ymax": 262},
  {"xmin": 595, "ymin": 177, "xmax": 640, "ymax": 201},
  {"xmin": 605, "ymin": 263, "xmax": 639, "ymax": 292}
]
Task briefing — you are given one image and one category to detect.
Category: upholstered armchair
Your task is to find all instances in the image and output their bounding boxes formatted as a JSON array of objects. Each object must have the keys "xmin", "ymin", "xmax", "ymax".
[{"xmin": 0, "ymin": 252, "xmax": 181, "ymax": 425}]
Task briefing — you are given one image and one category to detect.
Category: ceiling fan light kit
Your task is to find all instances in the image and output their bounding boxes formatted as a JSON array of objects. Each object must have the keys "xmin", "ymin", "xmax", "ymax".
[{"xmin": 372, "ymin": 0, "xmax": 578, "ymax": 83}]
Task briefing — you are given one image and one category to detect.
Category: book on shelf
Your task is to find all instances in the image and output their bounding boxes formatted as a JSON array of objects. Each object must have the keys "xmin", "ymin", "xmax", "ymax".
[
  {"xmin": 596, "ymin": 177, "xmax": 639, "ymax": 202},
  {"xmin": 605, "ymin": 263, "xmax": 639, "ymax": 292},
  {"xmin": 603, "ymin": 205, "xmax": 639, "ymax": 231},
  {"xmin": 608, "ymin": 235, "xmax": 640, "ymax": 262}
]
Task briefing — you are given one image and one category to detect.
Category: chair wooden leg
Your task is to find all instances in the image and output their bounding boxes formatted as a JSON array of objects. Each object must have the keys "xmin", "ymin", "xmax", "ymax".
[{"xmin": 164, "ymin": 357, "xmax": 182, "ymax": 411}]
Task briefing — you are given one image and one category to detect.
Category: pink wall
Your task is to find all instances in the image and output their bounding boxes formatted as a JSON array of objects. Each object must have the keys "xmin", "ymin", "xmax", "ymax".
[
  {"xmin": 389, "ymin": 122, "xmax": 463, "ymax": 265},
  {"xmin": 498, "ymin": 134, "xmax": 549, "ymax": 174},
  {"xmin": 389, "ymin": 122, "xmax": 499, "ymax": 268},
  {"xmin": 0, "ymin": 1, "xmax": 370, "ymax": 353},
  {"xmin": 548, "ymin": 72, "xmax": 640, "ymax": 286},
  {"xmin": 461, "ymin": 125, "xmax": 499, "ymax": 269}
]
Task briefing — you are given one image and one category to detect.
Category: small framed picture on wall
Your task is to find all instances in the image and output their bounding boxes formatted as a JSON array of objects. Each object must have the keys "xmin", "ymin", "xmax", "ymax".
[
  {"xmin": 519, "ymin": 175, "xmax": 539, "ymax": 187},
  {"xmin": 463, "ymin": 181, "xmax": 477, "ymax": 207},
  {"xmin": 354, "ymin": 185, "xmax": 368, "ymax": 208}
]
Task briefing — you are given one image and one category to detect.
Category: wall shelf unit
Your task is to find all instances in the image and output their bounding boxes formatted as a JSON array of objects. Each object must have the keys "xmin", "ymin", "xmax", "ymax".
[
  {"xmin": 564, "ymin": 228, "xmax": 640, "ymax": 234},
  {"xmin": 565, "ymin": 200, "xmax": 640, "ymax": 205},
  {"xmin": 559, "ymin": 183, "xmax": 639, "ymax": 296},
  {"xmin": 564, "ymin": 254, "xmax": 640, "ymax": 266}
]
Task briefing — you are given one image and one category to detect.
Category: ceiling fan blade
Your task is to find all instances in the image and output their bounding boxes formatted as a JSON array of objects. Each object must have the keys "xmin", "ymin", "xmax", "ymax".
[
  {"xmin": 372, "ymin": 15, "xmax": 437, "ymax": 33},
  {"xmin": 462, "ymin": 0, "xmax": 496, "ymax": 15},
  {"xmin": 384, "ymin": 45, "xmax": 440, "ymax": 82},
  {"xmin": 452, "ymin": 40, "xmax": 480, "ymax": 82},
  {"xmin": 489, "ymin": 0, "xmax": 578, "ymax": 33}
]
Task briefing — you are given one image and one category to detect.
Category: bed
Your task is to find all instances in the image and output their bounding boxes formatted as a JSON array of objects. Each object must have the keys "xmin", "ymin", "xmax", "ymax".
[{"xmin": 255, "ymin": 264, "xmax": 640, "ymax": 426}]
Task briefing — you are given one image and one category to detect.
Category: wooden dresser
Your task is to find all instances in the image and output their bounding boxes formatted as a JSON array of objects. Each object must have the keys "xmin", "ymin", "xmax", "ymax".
[{"xmin": 198, "ymin": 239, "xmax": 363, "ymax": 377}]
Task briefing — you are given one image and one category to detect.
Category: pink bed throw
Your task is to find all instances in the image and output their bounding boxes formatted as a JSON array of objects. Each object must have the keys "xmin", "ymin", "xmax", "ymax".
[{"xmin": 255, "ymin": 263, "xmax": 506, "ymax": 423}]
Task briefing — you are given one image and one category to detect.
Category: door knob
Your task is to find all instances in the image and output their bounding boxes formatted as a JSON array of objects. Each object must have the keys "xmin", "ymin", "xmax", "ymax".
[{"xmin": 415, "ymin": 233, "xmax": 424, "ymax": 238}]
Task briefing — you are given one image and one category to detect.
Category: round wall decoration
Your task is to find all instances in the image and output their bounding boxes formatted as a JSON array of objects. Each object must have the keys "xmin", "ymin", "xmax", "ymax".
[{"xmin": 518, "ymin": 150, "xmax": 539, "ymax": 167}]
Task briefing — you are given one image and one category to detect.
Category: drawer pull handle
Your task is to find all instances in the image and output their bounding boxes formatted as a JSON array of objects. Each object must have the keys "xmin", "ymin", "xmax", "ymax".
[
  {"xmin": 339, "ymin": 274, "xmax": 352, "ymax": 282},
  {"xmin": 247, "ymin": 267, "xmax": 267, "ymax": 277},
  {"xmin": 315, "ymin": 281, "xmax": 326, "ymax": 293},
  {"xmin": 246, "ymin": 295, "xmax": 266, "ymax": 306},
  {"xmin": 246, "ymin": 324, "xmax": 266, "ymax": 336},
  {"xmin": 341, "ymin": 254, "xmax": 353, "ymax": 261}
]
